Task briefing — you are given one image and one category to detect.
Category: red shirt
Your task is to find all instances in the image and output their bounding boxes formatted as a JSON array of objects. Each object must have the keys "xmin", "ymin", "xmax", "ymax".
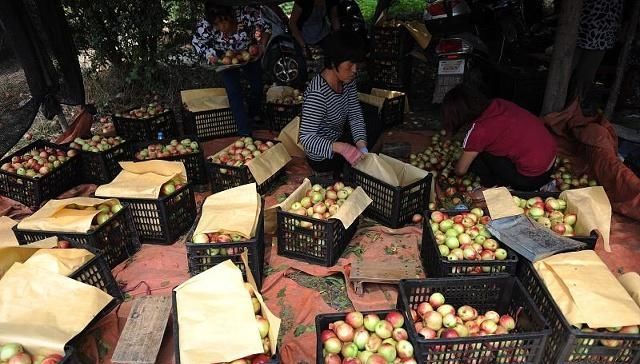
[{"xmin": 463, "ymin": 99, "xmax": 556, "ymax": 176}]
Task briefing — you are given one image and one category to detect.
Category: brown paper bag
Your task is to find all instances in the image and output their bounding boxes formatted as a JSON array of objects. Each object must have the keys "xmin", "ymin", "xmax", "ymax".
[
  {"xmin": 0, "ymin": 263, "xmax": 113, "ymax": 356},
  {"xmin": 484, "ymin": 187, "xmax": 524, "ymax": 219},
  {"xmin": 0, "ymin": 237, "xmax": 58, "ymax": 278},
  {"xmin": 276, "ymin": 117, "xmax": 306, "ymax": 158},
  {"xmin": 95, "ymin": 160, "xmax": 187, "ymax": 199},
  {"xmin": 619, "ymin": 272, "xmax": 640, "ymax": 308},
  {"xmin": 194, "ymin": 183, "xmax": 260, "ymax": 239},
  {"xmin": 375, "ymin": 12, "xmax": 431, "ymax": 49},
  {"xmin": 560, "ymin": 187, "xmax": 612, "ymax": 252},
  {"xmin": 371, "ymin": 88, "xmax": 410, "ymax": 114},
  {"xmin": 23, "ymin": 249, "xmax": 94, "ymax": 277},
  {"xmin": 17, "ymin": 197, "xmax": 119, "ymax": 233},
  {"xmin": 175, "ymin": 260, "xmax": 264, "ymax": 363},
  {"xmin": 181, "ymin": 88, "xmax": 229, "ymax": 113},
  {"xmin": 379, "ymin": 154, "xmax": 429, "ymax": 186},
  {"xmin": 0, "ymin": 216, "xmax": 18, "ymax": 247},
  {"xmin": 354, "ymin": 153, "xmax": 400, "ymax": 186},
  {"xmin": 359, "ymin": 93, "xmax": 385, "ymax": 113},
  {"xmin": 534, "ymin": 250, "xmax": 640, "ymax": 328}
]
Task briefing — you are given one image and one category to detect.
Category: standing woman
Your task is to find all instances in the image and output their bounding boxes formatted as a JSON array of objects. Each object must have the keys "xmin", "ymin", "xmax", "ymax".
[
  {"xmin": 442, "ymin": 85, "xmax": 557, "ymax": 191},
  {"xmin": 192, "ymin": 3, "xmax": 271, "ymax": 137},
  {"xmin": 299, "ymin": 30, "xmax": 368, "ymax": 181},
  {"xmin": 289, "ymin": 0, "xmax": 340, "ymax": 57}
]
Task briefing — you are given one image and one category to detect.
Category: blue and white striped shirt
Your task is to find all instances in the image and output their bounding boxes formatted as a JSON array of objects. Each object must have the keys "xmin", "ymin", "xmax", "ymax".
[{"xmin": 300, "ymin": 74, "xmax": 367, "ymax": 161}]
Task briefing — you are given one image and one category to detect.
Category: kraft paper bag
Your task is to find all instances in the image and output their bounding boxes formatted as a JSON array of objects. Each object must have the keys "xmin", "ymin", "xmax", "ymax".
[
  {"xmin": 276, "ymin": 117, "xmax": 306, "ymax": 158},
  {"xmin": 484, "ymin": 187, "xmax": 524, "ymax": 219},
  {"xmin": 265, "ymin": 178, "xmax": 372, "ymax": 233},
  {"xmin": 181, "ymin": 88, "xmax": 229, "ymax": 113},
  {"xmin": 359, "ymin": 93, "xmax": 385, "ymax": 113},
  {"xmin": 95, "ymin": 160, "xmax": 187, "ymax": 199},
  {"xmin": 0, "ymin": 216, "xmax": 18, "ymax": 247},
  {"xmin": 17, "ymin": 197, "xmax": 119, "ymax": 233},
  {"xmin": 175, "ymin": 260, "xmax": 264, "ymax": 363},
  {"xmin": 534, "ymin": 250, "xmax": 640, "ymax": 329},
  {"xmin": 375, "ymin": 11, "xmax": 432, "ymax": 49},
  {"xmin": 619, "ymin": 272, "xmax": 640, "ymax": 308},
  {"xmin": 379, "ymin": 154, "xmax": 430, "ymax": 187},
  {"xmin": 0, "ymin": 237, "xmax": 58, "ymax": 278},
  {"xmin": 371, "ymin": 88, "xmax": 411, "ymax": 114},
  {"xmin": 560, "ymin": 187, "xmax": 612, "ymax": 252},
  {"xmin": 212, "ymin": 140, "xmax": 291, "ymax": 185},
  {"xmin": 354, "ymin": 153, "xmax": 400, "ymax": 186},
  {"xmin": 0, "ymin": 263, "xmax": 113, "ymax": 356},
  {"xmin": 194, "ymin": 183, "xmax": 260, "ymax": 239},
  {"xmin": 23, "ymin": 249, "xmax": 94, "ymax": 277}
]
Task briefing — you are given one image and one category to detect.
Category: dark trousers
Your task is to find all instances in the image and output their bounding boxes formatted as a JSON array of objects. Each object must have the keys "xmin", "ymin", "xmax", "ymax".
[
  {"xmin": 220, "ymin": 60, "xmax": 263, "ymax": 136},
  {"xmin": 568, "ymin": 47, "xmax": 607, "ymax": 104},
  {"xmin": 470, "ymin": 152, "xmax": 552, "ymax": 191}
]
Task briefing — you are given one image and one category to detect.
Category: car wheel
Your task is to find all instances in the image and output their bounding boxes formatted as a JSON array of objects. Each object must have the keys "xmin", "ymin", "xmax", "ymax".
[{"xmin": 264, "ymin": 43, "xmax": 304, "ymax": 87}]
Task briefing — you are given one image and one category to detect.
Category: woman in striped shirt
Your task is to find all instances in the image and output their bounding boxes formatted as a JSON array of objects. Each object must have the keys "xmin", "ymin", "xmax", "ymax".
[{"xmin": 299, "ymin": 30, "xmax": 368, "ymax": 179}]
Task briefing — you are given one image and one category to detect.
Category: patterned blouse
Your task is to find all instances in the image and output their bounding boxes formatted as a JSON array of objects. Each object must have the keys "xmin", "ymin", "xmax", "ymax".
[
  {"xmin": 577, "ymin": 0, "xmax": 623, "ymax": 50},
  {"xmin": 192, "ymin": 6, "xmax": 271, "ymax": 59}
]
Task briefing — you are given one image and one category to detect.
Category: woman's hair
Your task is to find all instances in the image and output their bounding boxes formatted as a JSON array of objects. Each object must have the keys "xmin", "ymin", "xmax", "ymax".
[
  {"xmin": 442, "ymin": 84, "xmax": 491, "ymax": 133},
  {"xmin": 204, "ymin": 1, "xmax": 234, "ymax": 24},
  {"xmin": 323, "ymin": 30, "xmax": 367, "ymax": 69}
]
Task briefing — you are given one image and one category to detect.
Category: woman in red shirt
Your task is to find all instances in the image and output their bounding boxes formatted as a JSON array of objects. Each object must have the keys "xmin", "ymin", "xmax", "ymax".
[{"xmin": 442, "ymin": 85, "xmax": 557, "ymax": 191}]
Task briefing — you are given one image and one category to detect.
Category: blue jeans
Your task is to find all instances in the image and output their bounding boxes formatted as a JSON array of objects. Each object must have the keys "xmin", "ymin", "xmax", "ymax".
[{"xmin": 220, "ymin": 60, "xmax": 263, "ymax": 136}]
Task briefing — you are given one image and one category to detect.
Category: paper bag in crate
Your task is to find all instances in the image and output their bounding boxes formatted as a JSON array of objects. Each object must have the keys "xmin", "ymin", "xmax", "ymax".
[
  {"xmin": 213, "ymin": 138, "xmax": 291, "ymax": 185},
  {"xmin": 174, "ymin": 252, "xmax": 280, "ymax": 363},
  {"xmin": 0, "ymin": 262, "xmax": 113, "ymax": 356},
  {"xmin": 359, "ymin": 88, "xmax": 410, "ymax": 114},
  {"xmin": 375, "ymin": 11, "xmax": 432, "ymax": 49},
  {"xmin": 181, "ymin": 88, "xmax": 229, "ymax": 113},
  {"xmin": 619, "ymin": 272, "xmax": 640, "ymax": 308},
  {"xmin": 276, "ymin": 116, "xmax": 306, "ymax": 158},
  {"xmin": 265, "ymin": 178, "xmax": 372, "ymax": 234},
  {"xmin": 0, "ymin": 216, "xmax": 19, "ymax": 247},
  {"xmin": 534, "ymin": 250, "xmax": 640, "ymax": 329},
  {"xmin": 95, "ymin": 160, "xmax": 187, "ymax": 199},
  {"xmin": 194, "ymin": 183, "xmax": 260, "ymax": 239}
]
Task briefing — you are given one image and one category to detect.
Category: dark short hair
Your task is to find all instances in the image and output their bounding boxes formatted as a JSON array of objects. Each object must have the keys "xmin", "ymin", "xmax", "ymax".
[
  {"xmin": 442, "ymin": 84, "xmax": 491, "ymax": 133},
  {"xmin": 323, "ymin": 30, "xmax": 367, "ymax": 69},
  {"xmin": 204, "ymin": 1, "xmax": 233, "ymax": 24}
]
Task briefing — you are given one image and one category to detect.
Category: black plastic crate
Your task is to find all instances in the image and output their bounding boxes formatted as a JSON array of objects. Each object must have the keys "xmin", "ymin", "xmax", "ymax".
[
  {"xmin": 106, "ymin": 183, "xmax": 197, "ymax": 244},
  {"xmin": 185, "ymin": 199, "xmax": 265, "ymax": 289},
  {"xmin": 206, "ymin": 141, "xmax": 286, "ymax": 195},
  {"xmin": 509, "ymin": 191, "xmax": 598, "ymax": 249},
  {"xmin": 67, "ymin": 240, "xmax": 124, "ymax": 301},
  {"xmin": 517, "ymin": 262, "xmax": 640, "ymax": 363},
  {"xmin": 276, "ymin": 207, "xmax": 359, "ymax": 267},
  {"xmin": 71, "ymin": 140, "xmax": 129, "ymax": 185},
  {"xmin": 372, "ymin": 22, "xmax": 413, "ymax": 58},
  {"xmin": 369, "ymin": 57, "xmax": 413, "ymax": 90},
  {"xmin": 172, "ymin": 291, "xmax": 279, "ymax": 364},
  {"xmin": 0, "ymin": 140, "xmax": 82, "ymax": 208},
  {"xmin": 127, "ymin": 136, "xmax": 208, "ymax": 188},
  {"xmin": 315, "ymin": 309, "xmax": 418, "ymax": 364},
  {"xmin": 422, "ymin": 209, "xmax": 519, "ymax": 277},
  {"xmin": 112, "ymin": 108, "xmax": 177, "ymax": 142},
  {"xmin": 398, "ymin": 276, "xmax": 550, "ymax": 363},
  {"xmin": 344, "ymin": 166, "xmax": 431, "ymax": 228},
  {"xmin": 264, "ymin": 102, "xmax": 302, "ymax": 132},
  {"xmin": 13, "ymin": 206, "xmax": 141, "ymax": 269},
  {"xmin": 182, "ymin": 107, "xmax": 237, "ymax": 141}
]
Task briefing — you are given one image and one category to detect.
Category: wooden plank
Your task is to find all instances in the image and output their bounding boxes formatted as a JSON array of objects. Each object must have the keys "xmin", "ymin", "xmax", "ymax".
[
  {"xmin": 350, "ymin": 259, "xmax": 421, "ymax": 296},
  {"xmin": 112, "ymin": 296, "xmax": 172, "ymax": 364}
]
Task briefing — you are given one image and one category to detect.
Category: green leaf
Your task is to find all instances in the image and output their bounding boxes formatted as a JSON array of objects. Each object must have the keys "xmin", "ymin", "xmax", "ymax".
[
  {"xmin": 160, "ymin": 280, "xmax": 170, "ymax": 287},
  {"xmin": 293, "ymin": 324, "xmax": 316, "ymax": 337},
  {"xmin": 277, "ymin": 287, "xmax": 286, "ymax": 298}
]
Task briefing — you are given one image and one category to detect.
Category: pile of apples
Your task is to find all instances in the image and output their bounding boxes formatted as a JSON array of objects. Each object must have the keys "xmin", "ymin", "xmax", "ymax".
[
  {"xmin": 69, "ymin": 136, "xmax": 124, "ymax": 153},
  {"xmin": 269, "ymin": 89, "xmax": 303, "ymax": 105},
  {"xmin": 208, "ymin": 137, "xmax": 275, "ymax": 171},
  {"xmin": 1, "ymin": 146, "xmax": 77, "ymax": 178},
  {"xmin": 574, "ymin": 325, "xmax": 639, "ymax": 350},
  {"xmin": 429, "ymin": 209, "xmax": 509, "ymax": 272},
  {"xmin": 134, "ymin": 139, "xmax": 199, "ymax": 160},
  {"xmin": 65, "ymin": 200, "xmax": 123, "ymax": 230},
  {"xmin": 0, "ymin": 343, "xmax": 62, "ymax": 364},
  {"xmin": 161, "ymin": 176, "xmax": 186, "ymax": 197},
  {"xmin": 114, "ymin": 102, "xmax": 170, "ymax": 120},
  {"xmin": 438, "ymin": 174, "xmax": 482, "ymax": 197},
  {"xmin": 211, "ymin": 46, "xmax": 259, "ymax": 66},
  {"xmin": 551, "ymin": 159, "xmax": 598, "ymax": 191},
  {"xmin": 409, "ymin": 292, "xmax": 517, "ymax": 340},
  {"xmin": 409, "ymin": 131, "xmax": 462, "ymax": 173},
  {"xmin": 321, "ymin": 311, "xmax": 417, "ymax": 364},
  {"xmin": 287, "ymin": 182, "xmax": 353, "ymax": 223},
  {"xmin": 513, "ymin": 196, "xmax": 578, "ymax": 237}
]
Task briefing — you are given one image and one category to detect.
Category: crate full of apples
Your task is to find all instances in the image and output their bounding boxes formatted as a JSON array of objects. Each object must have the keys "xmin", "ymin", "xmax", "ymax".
[
  {"xmin": 264, "ymin": 86, "xmax": 303, "ymax": 131},
  {"xmin": 0, "ymin": 140, "xmax": 82, "ymax": 208},
  {"xmin": 112, "ymin": 101, "xmax": 176, "ymax": 141},
  {"xmin": 69, "ymin": 135, "xmax": 128, "ymax": 184},
  {"xmin": 131, "ymin": 137, "xmax": 208, "ymax": 187},
  {"xmin": 206, "ymin": 137, "xmax": 286, "ymax": 194},
  {"xmin": 276, "ymin": 181, "xmax": 366, "ymax": 267},
  {"xmin": 316, "ymin": 310, "xmax": 419, "ymax": 363},
  {"xmin": 398, "ymin": 276, "xmax": 550, "ymax": 364},
  {"xmin": 422, "ymin": 208, "xmax": 519, "ymax": 277}
]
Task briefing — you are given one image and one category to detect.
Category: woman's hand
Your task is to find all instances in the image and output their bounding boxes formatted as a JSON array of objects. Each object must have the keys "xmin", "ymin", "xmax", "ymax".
[
  {"xmin": 455, "ymin": 151, "xmax": 479, "ymax": 176},
  {"xmin": 333, "ymin": 142, "xmax": 364, "ymax": 166},
  {"xmin": 355, "ymin": 140, "xmax": 368, "ymax": 154}
]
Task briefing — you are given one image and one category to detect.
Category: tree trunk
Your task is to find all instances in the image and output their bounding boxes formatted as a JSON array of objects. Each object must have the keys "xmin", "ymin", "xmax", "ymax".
[
  {"xmin": 604, "ymin": 0, "xmax": 640, "ymax": 119},
  {"xmin": 540, "ymin": 0, "xmax": 583, "ymax": 115}
]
